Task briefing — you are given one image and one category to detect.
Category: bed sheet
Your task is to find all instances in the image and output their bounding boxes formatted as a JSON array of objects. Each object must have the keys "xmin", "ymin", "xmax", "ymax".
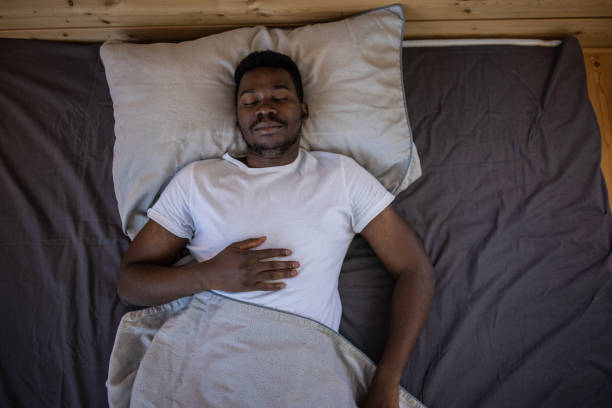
[
  {"xmin": 0, "ymin": 39, "xmax": 133, "ymax": 407},
  {"xmin": 340, "ymin": 37, "xmax": 612, "ymax": 407},
  {"xmin": 0, "ymin": 37, "xmax": 611, "ymax": 408}
]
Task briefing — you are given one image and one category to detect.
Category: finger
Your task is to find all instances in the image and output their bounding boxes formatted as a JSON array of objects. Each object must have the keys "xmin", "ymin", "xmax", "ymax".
[
  {"xmin": 257, "ymin": 269, "xmax": 298, "ymax": 281},
  {"xmin": 253, "ymin": 281, "xmax": 287, "ymax": 291},
  {"xmin": 254, "ymin": 260, "xmax": 299, "ymax": 272},
  {"xmin": 230, "ymin": 236, "xmax": 266, "ymax": 250},
  {"xmin": 252, "ymin": 248, "xmax": 293, "ymax": 259}
]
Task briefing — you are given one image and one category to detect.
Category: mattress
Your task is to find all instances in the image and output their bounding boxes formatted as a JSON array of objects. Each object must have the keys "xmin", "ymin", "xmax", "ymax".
[{"xmin": 0, "ymin": 36, "xmax": 610, "ymax": 407}]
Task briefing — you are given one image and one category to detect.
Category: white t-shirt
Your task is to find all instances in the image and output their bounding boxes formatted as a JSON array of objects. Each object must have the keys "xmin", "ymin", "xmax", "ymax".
[{"xmin": 147, "ymin": 148, "xmax": 394, "ymax": 330}]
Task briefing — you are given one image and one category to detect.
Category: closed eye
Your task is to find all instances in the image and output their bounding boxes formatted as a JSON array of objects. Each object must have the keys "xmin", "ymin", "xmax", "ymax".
[{"xmin": 242, "ymin": 98, "xmax": 259, "ymax": 106}]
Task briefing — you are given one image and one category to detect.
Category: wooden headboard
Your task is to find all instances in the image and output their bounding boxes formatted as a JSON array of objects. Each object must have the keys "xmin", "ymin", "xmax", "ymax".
[{"xmin": 1, "ymin": 0, "xmax": 611, "ymax": 48}]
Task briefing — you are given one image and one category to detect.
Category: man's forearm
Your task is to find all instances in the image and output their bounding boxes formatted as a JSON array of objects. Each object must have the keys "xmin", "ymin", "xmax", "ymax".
[
  {"xmin": 335, "ymin": 206, "xmax": 434, "ymax": 406},
  {"xmin": 117, "ymin": 261, "xmax": 207, "ymax": 307},
  {"xmin": 117, "ymin": 236, "xmax": 299, "ymax": 306},
  {"xmin": 375, "ymin": 263, "xmax": 435, "ymax": 385}
]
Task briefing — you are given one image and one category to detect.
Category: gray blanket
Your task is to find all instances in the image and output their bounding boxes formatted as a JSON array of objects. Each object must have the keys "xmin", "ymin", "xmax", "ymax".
[{"xmin": 107, "ymin": 291, "xmax": 425, "ymax": 408}]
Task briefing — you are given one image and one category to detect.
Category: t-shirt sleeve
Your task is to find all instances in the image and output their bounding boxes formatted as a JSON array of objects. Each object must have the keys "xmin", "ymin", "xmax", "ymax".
[
  {"xmin": 341, "ymin": 155, "xmax": 395, "ymax": 233},
  {"xmin": 146, "ymin": 165, "xmax": 194, "ymax": 239}
]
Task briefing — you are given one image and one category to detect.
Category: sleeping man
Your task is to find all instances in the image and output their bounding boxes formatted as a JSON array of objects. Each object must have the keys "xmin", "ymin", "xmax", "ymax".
[{"xmin": 116, "ymin": 50, "xmax": 435, "ymax": 407}]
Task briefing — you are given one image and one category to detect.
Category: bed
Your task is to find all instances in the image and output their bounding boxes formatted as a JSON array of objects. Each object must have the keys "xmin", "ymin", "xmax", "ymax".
[{"xmin": 1, "ymin": 30, "xmax": 611, "ymax": 408}]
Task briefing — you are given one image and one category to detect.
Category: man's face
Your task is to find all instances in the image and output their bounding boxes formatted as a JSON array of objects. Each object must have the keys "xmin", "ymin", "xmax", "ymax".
[{"xmin": 236, "ymin": 67, "xmax": 308, "ymax": 158}]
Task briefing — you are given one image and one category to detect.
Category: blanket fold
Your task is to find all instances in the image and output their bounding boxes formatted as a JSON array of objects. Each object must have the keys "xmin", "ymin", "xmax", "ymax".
[{"xmin": 107, "ymin": 291, "xmax": 425, "ymax": 408}]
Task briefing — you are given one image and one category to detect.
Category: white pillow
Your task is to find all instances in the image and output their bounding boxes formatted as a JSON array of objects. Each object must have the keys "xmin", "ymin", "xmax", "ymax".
[{"xmin": 100, "ymin": 4, "xmax": 421, "ymax": 239}]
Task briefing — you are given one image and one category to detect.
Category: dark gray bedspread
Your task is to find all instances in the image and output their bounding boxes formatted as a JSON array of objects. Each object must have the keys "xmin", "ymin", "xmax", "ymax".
[
  {"xmin": 0, "ymin": 40, "xmax": 132, "ymax": 407},
  {"xmin": 340, "ymin": 38, "xmax": 612, "ymax": 407},
  {"xmin": 1, "ymin": 37, "xmax": 610, "ymax": 408}
]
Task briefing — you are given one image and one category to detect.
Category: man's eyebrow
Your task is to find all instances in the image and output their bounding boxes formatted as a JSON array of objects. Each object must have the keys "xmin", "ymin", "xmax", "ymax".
[{"xmin": 238, "ymin": 85, "xmax": 291, "ymax": 98}]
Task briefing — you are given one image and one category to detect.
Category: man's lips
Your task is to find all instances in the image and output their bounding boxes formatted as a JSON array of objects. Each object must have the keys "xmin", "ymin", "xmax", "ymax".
[{"xmin": 252, "ymin": 121, "xmax": 284, "ymax": 132}]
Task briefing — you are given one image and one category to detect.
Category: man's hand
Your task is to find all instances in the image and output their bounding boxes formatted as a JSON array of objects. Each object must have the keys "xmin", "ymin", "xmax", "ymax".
[
  {"xmin": 360, "ymin": 376, "xmax": 399, "ymax": 408},
  {"xmin": 202, "ymin": 236, "xmax": 299, "ymax": 292},
  {"xmin": 118, "ymin": 221, "xmax": 299, "ymax": 306}
]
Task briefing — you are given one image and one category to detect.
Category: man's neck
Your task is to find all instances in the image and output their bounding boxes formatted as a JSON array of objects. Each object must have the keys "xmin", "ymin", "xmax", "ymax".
[{"xmin": 243, "ymin": 144, "xmax": 300, "ymax": 168}]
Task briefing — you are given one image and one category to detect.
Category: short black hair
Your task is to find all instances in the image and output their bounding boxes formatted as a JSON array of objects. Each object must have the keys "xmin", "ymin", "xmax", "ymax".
[{"xmin": 234, "ymin": 50, "xmax": 304, "ymax": 103}]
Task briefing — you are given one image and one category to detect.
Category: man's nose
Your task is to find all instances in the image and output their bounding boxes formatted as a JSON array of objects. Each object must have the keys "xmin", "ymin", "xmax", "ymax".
[{"xmin": 256, "ymin": 100, "xmax": 277, "ymax": 117}]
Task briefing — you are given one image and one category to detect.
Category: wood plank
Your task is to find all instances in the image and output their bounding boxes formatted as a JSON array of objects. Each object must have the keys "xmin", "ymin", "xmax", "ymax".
[
  {"xmin": 403, "ymin": 18, "xmax": 612, "ymax": 48},
  {"xmin": 584, "ymin": 49, "xmax": 612, "ymax": 209},
  {"xmin": 0, "ymin": 25, "xmax": 248, "ymax": 42},
  {"xmin": 1, "ymin": 0, "xmax": 611, "ymax": 30},
  {"xmin": 1, "ymin": 18, "xmax": 611, "ymax": 48}
]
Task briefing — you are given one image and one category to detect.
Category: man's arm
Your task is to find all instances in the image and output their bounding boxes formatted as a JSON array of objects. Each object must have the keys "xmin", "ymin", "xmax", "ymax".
[
  {"xmin": 118, "ymin": 220, "xmax": 299, "ymax": 306},
  {"xmin": 359, "ymin": 205, "xmax": 435, "ymax": 408}
]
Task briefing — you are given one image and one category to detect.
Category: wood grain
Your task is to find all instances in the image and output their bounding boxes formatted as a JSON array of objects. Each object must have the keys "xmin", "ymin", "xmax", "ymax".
[
  {"xmin": 402, "ymin": 18, "xmax": 612, "ymax": 48},
  {"xmin": 1, "ymin": 18, "xmax": 611, "ymax": 47},
  {"xmin": 584, "ymin": 49, "xmax": 612, "ymax": 208},
  {"xmin": 1, "ymin": 0, "xmax": 612, "ymax": 46},
  {"xmin": 1, "ymin": 0, "xmax": 610, "ymax": 25}
]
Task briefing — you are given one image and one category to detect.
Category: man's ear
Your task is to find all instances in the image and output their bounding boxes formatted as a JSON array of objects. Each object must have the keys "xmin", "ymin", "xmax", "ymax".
[{"xmin": 301, "ymin": 103, "xmax": 309, "ymax": 120}]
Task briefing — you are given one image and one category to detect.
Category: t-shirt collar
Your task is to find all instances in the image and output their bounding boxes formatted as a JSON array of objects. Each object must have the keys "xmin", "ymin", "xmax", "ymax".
[{"xmin": 222, "ymin": 148, "xmax": 304, "ymax": 173}]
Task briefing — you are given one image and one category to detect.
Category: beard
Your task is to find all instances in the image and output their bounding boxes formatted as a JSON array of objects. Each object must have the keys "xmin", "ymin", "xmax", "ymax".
[
  {"xmin": 241, "ymin": 115, "xmax": 302, "ymax": 157},
  {"xmin": 245, "ymin": 130, "xmax": 300, "ymax": 156}
]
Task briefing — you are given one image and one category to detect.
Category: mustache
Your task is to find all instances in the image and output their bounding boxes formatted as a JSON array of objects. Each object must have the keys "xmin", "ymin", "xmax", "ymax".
[{"xmin": 250, "ymin": 114, "xmax": 287, "ymax": 131}]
